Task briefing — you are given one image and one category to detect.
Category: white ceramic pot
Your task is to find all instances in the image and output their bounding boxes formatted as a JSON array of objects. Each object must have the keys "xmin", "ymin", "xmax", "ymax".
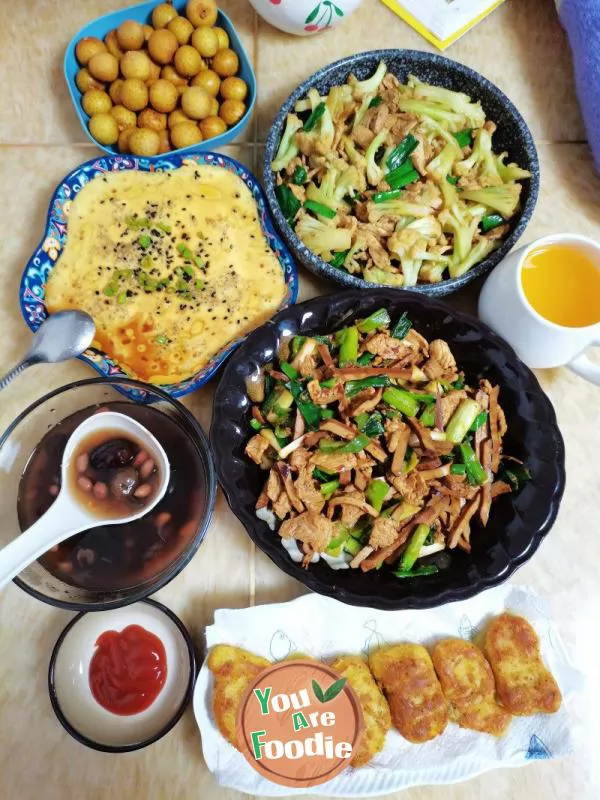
[{"xmin": 248, "ymin": 0, "xmax": 363, "ymax": 36}]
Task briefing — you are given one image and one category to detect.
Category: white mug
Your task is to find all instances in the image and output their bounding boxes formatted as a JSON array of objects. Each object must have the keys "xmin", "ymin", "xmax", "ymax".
[{"xmin": 478, "ymin": 233, "xmax": 600, "ymax": 385}]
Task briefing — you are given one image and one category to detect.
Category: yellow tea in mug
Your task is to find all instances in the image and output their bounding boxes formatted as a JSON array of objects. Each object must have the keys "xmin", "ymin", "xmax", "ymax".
[{"xmin": 521, "ymin": 244, "xmax": 600, "ymax": 327}]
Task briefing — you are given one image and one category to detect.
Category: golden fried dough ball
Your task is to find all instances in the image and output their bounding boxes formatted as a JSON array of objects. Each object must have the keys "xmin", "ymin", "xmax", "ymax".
[
  {"xmin": 152, "ymin": 3, "xmax": 178, "ymax": 29},
  {"xmin": 148, "ymin": 29, "xmax": 178, "ymax": 65},
  {"xmin": 88, "ymin": 52, "xmax": 119, "ymax": 83},
  {"xmin": 191, "ymin": 27, "xmax": 218, "ymax": 58},
  {"xmin": 168, "ymin": 15, "xmax": 194, "ymax": 45},
  {"xmin": 109, "ymin": 78, "xmax": 124, "ymax": 103},
  {"xmin": 199, "ymin": 115, "xmax": 226, "ymax": 139},
  {"xmin": 170, "ymin": 121, "xmax": 203, "ymax": 148},
  {"xmin": 82, "ymin": 89, "xmax": 112, "ymax": 116},
  {"xmin": 181, "ymin": 86, "xmax": 212, "ymax": 120},
  {"xmin": 210, "ymin": 97, "xmax": 219, "ymax": 116},
  {"xmin": 212, "ymin": 48, "xmax": 239, "ymax": 78},
  {"xmin": 220, "ymin": 76, "xmax": 248, "ymax": 102},
  {"xmin": 213, "ymin": 27, "xmax": 229, "ymax": 50},
  {"xmin": 116, "ymin": 20, "xmax": 144, "ymax": 51},
  {"xmin": 191, "ymin": 68, "xmax": 220, "ymax": 95},
  {"xmin": 146, "ymin": 60, "xmax": 161, "ymax": 86},
  {"xmin": 138, "ymin": 107, "xmax": 167, "ymax": 132},
  {"xmin": 174, "ymin": 45, "xmax": 204, "ymax": 77},
  {"xmin": 76, "ymin": 68, "xmax": 104, "ymax": 93},
  {"xmin": 75, "ymin": 37, "xmax": 107, "ymax": 66},
  {"xmin": 118, "ymin": 126, "xmax": 136, "ymax": 152},
  {"xmin": 104, "ymin": 29, "xmax": 124, "ymax": 60},
  {"xmin": 149, "ymin": 79, "xmax": 179, "ymax": 113},
  {"xmin": 186, "ymin": 0, "xmax": 218, "ymax": 28},
  {"xmin": 128, "ymin": 128, "xmax": 161, "ymax": 156},
  {"xmin": 160, "ymin": 65, "xmax": 188, "ymax": 87},
  {"xmin": 157, "ymin": 128, "xmax": 171, "ymax": 154},
  {"xmin": 120, "ymin": 50, "xmax": 152, "ymax": 81},
  {"xmin": 89, "ymin": 113, "xmax": 119, "ymax": 145},
  {"xmin": 168, "ymin": 109, "xmax": 191, "ymax": 128},
  {"xmin": 120, "ymin": 78, "xmax": 149, "ymax": 111},
  {"xmin": 110, "ymin": 104, "xmax": 137, "ymax": 131},
  {"xmin": 219, "ymin": 99, "xmax": 246, "ymax": 127},
  {"xmin": 142, "ymin": 24, "xmax": 153, "ymax": 42}
]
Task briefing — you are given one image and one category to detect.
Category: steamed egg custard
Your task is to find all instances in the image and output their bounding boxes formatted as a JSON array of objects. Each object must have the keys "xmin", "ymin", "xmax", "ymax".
[{"xmin": 45, "ymin": 164, "xmax": 287, "ymax": 384}]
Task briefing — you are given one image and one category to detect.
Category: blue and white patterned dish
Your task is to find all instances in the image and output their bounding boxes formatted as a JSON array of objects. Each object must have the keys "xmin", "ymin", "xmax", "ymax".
[{"xmin": 19, "ymin": 151, "xmax": 298, "ymax": 400}]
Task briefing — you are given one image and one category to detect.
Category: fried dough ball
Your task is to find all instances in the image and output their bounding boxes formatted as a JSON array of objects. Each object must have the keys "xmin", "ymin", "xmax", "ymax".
[
  {"xmin": 138, "ymin": 107, "xmax": 167, "ymax": 132},
  {"xmin": 186, "ymin": 0, "xmax": 218, "ymax": 28},
  {"xmin": 160, "ymin": 65, "xmax": 188, "ymax": 87},
  {"xmin": 75, "ymin": 37, "xmax": 107, "ymax": 66},
  {"xmin": 168, "ymin": 15, "xmax": 194, "ymax": 45},
  {"xmin": 128, "ymin": 128, "xmax": 161, "ymax": 156},
  {"xmin": 213, "ymin": 27, "xmax": 229, "ymax": 50},
  {"xmin": 170, "ymin": 121, "xmax": 203, "ymax": 148},
  {"xmin": 110, "ymin": 104, "xmax": 137, "ymax": 131},
  {"xmin": 200, "ymin": 115, "xmax": 226, "ymax": 139},
  {"xmin": 212, "ymin": 48, "xmax": 239, "ymax": 78},
  {"xmin": 191, "ymin": 68, "xmax": 220, "ymax": 95},
  {"xmin": 168, "ymin": 109, "xmax": 190, "ymax": 128},
  {"xmin": 219, "ymin": 99, "xmax": 246, "ymax": 127},
  {"xmin": 120, "ymin": 78, "xmax": 149, "ymax": 111},
  {"xmin": 76, "ymin": 68, "xmax": 104, "ymax": 93},
  {"xmin": 174, "ymin": 45, "xmax": 204, "ymax": 77},
  {"xmin": 157, "ymin": 128, "xmax": 171, "ymax": 154},
  {"xmin": 120, "ymin": 50, "xmax": 152, "ymax": 81},
  {"xmin": 220, "ymin": 76, "xmax": 248, "ymax": 102},
  {"xmin": 89, "ymin": 113, "xmax": 119, "ymax": 145},
  {"xmin": 88, "ymin": 52, "xmax": 119, "ymax": 83},
  {"xmin": 118, "ymin": 126, "xmax": 136, "ymax": 152},
  {"xmin": 116, "ymin": 20, "xmax": 144, "ymax": 51},
  {"xmin": 149, "ymin": 79, "xmax": 179, "ymax": 113},
  {"xmin": 109, "ymin": 78, "xmax": 124, "ymax": 103},
  {"xmin": 146, "ymin": 60, "xmax": 161, "ymax": 86},
  {"xmin": 152, "ymin": 3, "xmax": 178, "ymax": 29},
  {"xmin": 142, "ymin": 24, "xmax": 153, "ymax": 42},
  {"xmin": 210, "ymin": 97, "xmax": 220, "ymax": 116},
  {"xmin": 191, "ymin": 27, "xmax": 218, "ymax": 58},
  {"xmin": 148, "ymin": 29, "xmax": 178, "ymax": 65},
  {"xmin": 82, "ymin": 89, "xmax": 112, "ymax": 116},
  {"xmin": 104, "ymin": 29, "xmax": 125, "ymax": 60},
  {"xmin": 181, "ymin": 86, "xmax": 212, "ymax": 119}
]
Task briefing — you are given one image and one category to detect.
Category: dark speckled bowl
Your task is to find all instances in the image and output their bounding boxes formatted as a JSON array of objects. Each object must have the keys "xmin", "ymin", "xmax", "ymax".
[{"xmin": 264, "ymin": 49, "xmax": 540, "ymax": 297}]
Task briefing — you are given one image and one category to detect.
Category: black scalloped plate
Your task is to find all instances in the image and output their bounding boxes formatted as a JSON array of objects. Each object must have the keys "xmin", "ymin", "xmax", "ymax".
[{"xmin": 210, "ymin": 291, "xmax": 565, "ymax": 609}]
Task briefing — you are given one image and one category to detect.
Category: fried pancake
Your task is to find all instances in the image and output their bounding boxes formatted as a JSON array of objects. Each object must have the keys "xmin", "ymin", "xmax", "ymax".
[
  {"xmin": 208, "ymin": 645, "xmax": 271, "ymax": 748},
  {"xmin": 485, "ymin": 613, "xmax": 562, "ymax": 715},
  {"xmin": 330, "ymin": 655, "xmax": 391, "ymax": 767},
  {"xmin": 369, "ymin": 644, "xmax": 448, "ymax": 743},
  {"xmin": 432, "ymin": 638, "xmax": 511, "ymax": 737}
]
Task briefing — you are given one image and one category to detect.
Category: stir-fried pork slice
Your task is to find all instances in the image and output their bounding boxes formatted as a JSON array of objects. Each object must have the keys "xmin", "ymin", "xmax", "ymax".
[
  {"xmin": 406, "ymin": 418, "xmax": 454, "ymax": 457},
  {"xmin": 366, "ymin": 333, "xmax": 413, "ymax": 361},
  {"xmin": 348, "ymin": 388, "xmax": 383, "ymax": 417},
  {"xmin": 328, "ymin": 492, "xmax": 379, "ymax": 518},
  {"xmin": 279, "ymin": 510, "xmax": 333, "ymax": 554},
  {"xmin": 289, "ymin": 447, "xmax": 311, "ymax": 471},
  {"xmin": 276, "ymin": 462, "xmax": 305, "ymax": 513},
  {"xmin": 310, "ymin": 450, "xmax": 359, "ymax": 473},
  {"xmin": 439, "ymin": 473, "xmax": 479, "ymax": 501},
  {"xmin": 320, "ymin": 419, "xmax": 356, "ymax": 439},
  {"xmin": 307, "ymin": 379, "xmax": 344, "ymax": 405},
  {"xmin": 369, "ymin": 516, "xmax": 399, "ymax": 549},
  {"xmin": 423, "ymin": 339, "xmax": 458, "ymax": 381},
  {"xmin": 349, "ymin": 546, "xmax": 374, "ymax": 568},
  {"xmin": 354, "ymin": 466, "xmax": 373, "ymax": 492},
  {"xmin": 389, "ymin": 470, "xmax": 429, "ymax": 505},
  {"xmin": 491, "ymin": 480, "xmax": 512, "ymax": 498},
  {"xmin": 294, "ymin": 466, "xmax": 325, "ymax": 514},
  {"xmin": 245, "ymin": 434, "xmax": 271, "ymax": 466},
  {"xmin": 439, "ymin": 390, "xmax": 467, "ymax": 428},
  {"xmin": 448, "ymin": 494, "xmax": 481, "ymax": 550},
  {"xmin": 329, "ymin": 365, "xmax": 413, "ymax": 380},
  {"xmin": 352, "ymin": 124, "xmax": 375, "ymax": 149},
  {"xmin": 340, "ymin": 497, "xmax": 365, "ymax": 528},
  {"xmin": 389, "ymin": 423, "xmax": 411, "ymax": 475},
  {"xmin": 266, "ymin": 468, "xmax": 282, "ymax": 502},
  {"xmin": 272, "ymin": 491, "xmax": 292, "ymax": 520}
]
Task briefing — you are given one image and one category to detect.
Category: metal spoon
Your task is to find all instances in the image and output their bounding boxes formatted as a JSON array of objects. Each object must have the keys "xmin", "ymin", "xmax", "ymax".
[
  {"xmin": 0, "ymin": 311, "xmax": 95, "ymax": 390},
  {"xmin": 0, "ymin": 411, "xmax": 170, "ymax": 591}
]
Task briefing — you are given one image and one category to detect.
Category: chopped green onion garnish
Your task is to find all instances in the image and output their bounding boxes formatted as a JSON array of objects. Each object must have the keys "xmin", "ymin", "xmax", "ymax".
[
  {"xmin": 292, "ymin": 165, "xmax": 308, "ymax": 185},
  {"xmin": 195, "ymin": 279, "xmax": 204, "ymax": 290},
  {"xmin": 453, "ymin": 129, "xmax": 473, "ymax": 148},
  {"xmin": 304, "ymin": 199, "xmax": 336, "ymax": 219},
  {"xmin": 386, "ymin": 134, "xmax": 419, "ymax": 171},
  {"xmin": 391, "ymin": 311, "xmax": 412, "ymax": 340},
  {"xmin": 281, "ymin": 362, "xmax": 299, "ymax": 381},
  {"xmin": 394, "ymin": 565, "xmax": 439, "ymax": 579},
  {"xmin": 276, "ymin": 184, "xmax": 301, "ymax": 223},
  {"xmin": 303, "ymin": 102, "xmax": 326, "ymax": 132},
  {"xmin": 138, "ymin": 235, "xmax": 152, "ymax": 249},
  {"xmin": 450, "ymin": 464, "xmax": 466, "ymax": 475},
  {"xmin": 329, "ymin": 249, "xmax": 349, "ymax": 269},
  {"xmin": 156, "ymin": 221, "xmax": 171, "ymax": 234},
  {"xmin": 117, "ymin": 291, "xmax": 127, "ymax": 304},
  {"xmin": 103, "ymin": 283, "xmax": 117, "ymax": 297},
  {"xmin": 470, "ymin": 411, "xmax": 488, "ymax": 432},
  {"xmin": 369, "ymin": 96, "xmax": 383, "ymax": 108},
  {"xmin": 194, "ymin": 256, "xmax": 205, "ymax": 268},
  {"xmin": 446, "ymin": 175, "xmax": 459, "ymax": 185},
  {"xmin": 249, "ymin": 418, "xmax": 262, "ymax": 431},
  {"xmin": 481, "ymin": 213, "xmax": 505, "ymax": 233}
]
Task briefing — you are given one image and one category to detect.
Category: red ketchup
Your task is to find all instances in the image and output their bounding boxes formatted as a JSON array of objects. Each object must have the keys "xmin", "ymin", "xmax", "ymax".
[{"xmin": 89, "ymin": 624, "xmax": 167, "ymax": 715}]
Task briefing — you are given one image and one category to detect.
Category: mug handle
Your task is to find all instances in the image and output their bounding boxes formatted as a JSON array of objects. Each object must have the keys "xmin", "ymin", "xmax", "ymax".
[{"xmin": 568, "ymin": 346, "xmax": 600, "ymax": 386}]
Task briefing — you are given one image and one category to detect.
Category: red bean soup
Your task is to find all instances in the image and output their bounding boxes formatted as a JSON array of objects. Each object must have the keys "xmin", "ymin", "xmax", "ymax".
[{"xmin": 17, "ymin": 403, "xmax": 205, "ymax": 591}]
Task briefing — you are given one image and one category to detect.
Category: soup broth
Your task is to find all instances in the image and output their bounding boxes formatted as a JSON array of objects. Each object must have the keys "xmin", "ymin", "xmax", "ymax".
[
  {"xmin": 521, "ymin": 243, "xmax": 600, "ymax": 327},
  {"xmin": 17, "ymin": 402, "xmax": 205, "ymax": 591}
]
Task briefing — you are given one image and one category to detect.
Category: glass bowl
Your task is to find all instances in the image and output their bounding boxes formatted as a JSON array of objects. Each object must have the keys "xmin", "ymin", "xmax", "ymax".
[{"xmin": 0, "ymin": 378, "xmax": 216, "ymax": 611}]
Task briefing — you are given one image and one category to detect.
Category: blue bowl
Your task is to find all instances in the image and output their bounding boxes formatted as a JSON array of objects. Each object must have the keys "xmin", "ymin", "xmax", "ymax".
[
  {"xmin": 64, "ymin": 1, "xmax": 256, "ymax": 156},
  {"xmin": 19, "ymin": 151, "xmax": 298, "ymax": 401}
]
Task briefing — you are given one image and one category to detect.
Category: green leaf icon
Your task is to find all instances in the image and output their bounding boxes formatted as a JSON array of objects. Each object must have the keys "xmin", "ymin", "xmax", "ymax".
[
  {"xmin": 312, "ymin": 679, "xmax": 325, "ymax": 703},
  {"xmin": 312, "ymin": 677, "xmax": 347, "ymax": 703}
]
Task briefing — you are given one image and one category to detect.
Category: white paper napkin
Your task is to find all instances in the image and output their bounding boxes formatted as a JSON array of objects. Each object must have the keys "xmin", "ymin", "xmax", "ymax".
[{"xmin": 193, "ymin": 585, "xmax": 584, "ymax": 797}]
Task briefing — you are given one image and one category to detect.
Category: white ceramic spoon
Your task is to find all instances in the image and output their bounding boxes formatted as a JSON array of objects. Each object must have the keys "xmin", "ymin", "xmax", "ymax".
[{"xmin": 0, "ymin": 411, "xmax": 170, "ymax": 591}]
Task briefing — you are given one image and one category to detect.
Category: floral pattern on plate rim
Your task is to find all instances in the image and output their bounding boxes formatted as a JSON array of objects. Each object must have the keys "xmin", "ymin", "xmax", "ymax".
[{"xmin": 19, "ymin": 152, "xmax": 299, "ymax": 401}]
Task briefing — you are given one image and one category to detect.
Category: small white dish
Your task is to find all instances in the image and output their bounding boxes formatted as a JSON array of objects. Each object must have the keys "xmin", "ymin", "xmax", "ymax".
[
  {"xmin": 48, "ymin": 599, "xmax": 195, "ymax": 752},
  {"xmin": 248, "ymin": 0, "xmax": 363, "ymax": 36}
]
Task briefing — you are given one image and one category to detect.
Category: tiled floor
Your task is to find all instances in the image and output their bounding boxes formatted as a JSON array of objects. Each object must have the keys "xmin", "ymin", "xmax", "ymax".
[{"xmin": 0, "ymin": 1, "xmax": 599, "ymax": 799}]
